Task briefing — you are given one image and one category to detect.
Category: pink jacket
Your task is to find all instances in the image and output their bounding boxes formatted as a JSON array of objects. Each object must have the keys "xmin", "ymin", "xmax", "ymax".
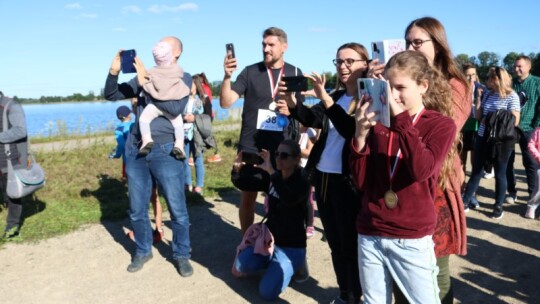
[
  {"xmin": 528, "ymin": 127, "xmax": 540, "ymax": 164},
  {"xmin": 236, "ymin": 222, "xmax": 274, "ymax": 256}
]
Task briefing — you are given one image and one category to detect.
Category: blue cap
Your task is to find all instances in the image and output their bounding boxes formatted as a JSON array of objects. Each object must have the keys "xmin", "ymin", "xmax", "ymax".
[{"xmin": 116, "ymin": 105, "xmax": 132, "ymax": 119}]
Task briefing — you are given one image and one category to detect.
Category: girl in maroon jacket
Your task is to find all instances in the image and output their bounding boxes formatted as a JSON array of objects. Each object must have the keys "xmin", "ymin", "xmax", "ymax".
[{"xmin": 351, "ymin": 51, "xmax": 456, "ymax": 303}]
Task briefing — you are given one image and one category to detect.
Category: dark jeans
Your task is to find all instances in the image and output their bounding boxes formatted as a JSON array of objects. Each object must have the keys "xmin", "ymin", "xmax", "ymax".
[
  {"xmin": 463, "ymin": 136, "xmax": 514, "ymax": 209},
  {"xmin": 506, "ymin": 129, "xmax": 538, "ymax": 196},
  {"xmin": 1, "ymin": 174, "xmax": 23, "ymax": 232},
  {"xmin": 313, "ymin": 170, "xmax": 362, "ymax": 299}
]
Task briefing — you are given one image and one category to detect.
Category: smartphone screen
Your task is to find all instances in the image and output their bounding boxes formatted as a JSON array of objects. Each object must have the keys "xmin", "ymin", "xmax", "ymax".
[
  {"xmin": 225, "ymin": 43, "xmax": 235, "ymax": 58},
  {"xmin": 241, "ymin": 152, "xmax": 263, "ymax": 165},
  {"xmin": 282, "ymin": 76, "xmax": 308, "ymax": 92},
  {"xmin": 120, "ymin": 49, "xmax": 137, "ymax": 74}
]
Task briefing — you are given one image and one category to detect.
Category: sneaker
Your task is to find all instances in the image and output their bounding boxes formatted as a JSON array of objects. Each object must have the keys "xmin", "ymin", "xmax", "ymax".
[
  {"xmin": 505, "ymin": 193, "xmax": 517, "ymax": 204},
  {"xmin": 306, "ymin": 226, "xmax": 315, "ymax": 238},
  {"xmin": 139, "ymin": 142, "xmax": 154, "ymax": 156},
  {"xmin": 192, "ymin": 187, "xmax": 203, "ymax": 195},
  {"xmin": 2, "ymin": 226, "xmax": 20, "ymax": 239},
  {"xmin": 188, "ymin": 157, "xmax": 194, "ymax": 167},
  {"xmin": 207, "ymin": 154, "xmax": 222, "ymax": 163},
  {"xmin": 152, "ymin": 228, "xmax": 164, "ymax": 244},
  {"xmin": 127, "ymin": 254, "xmax": 153, "ymax": 272},
  {"xmin": 126, "ymin": 230, "xmax": 135, "ymax": 241},
  {"xmin": 524, "ymin": 206, "xmax": 536, "ymax": 219},
  {"xmin": 329, "ymin": 296, "xmax": 348, "ymax": 304},
  {"xmin": 293, "ymin": 259, "xmax": 309, "ymax": 283},
  {"xmin": 176, "ymin": 258, "xmax": 194, "ymax": 277},
  {"xmin": 464, "ymin": 205, "xmax": 470, "ymax": 213},
  {"xmin": 491, "ymin": 207, "xmax": 504, "ymax": 219},
  {"xmin": 172, "ymin": 147, "xmax": 186, "ymax": 160},
  {"xmin": 483, "ymin": 170, "xmax": 494, "ymax": 179},
  {"xmin": 469, "ymin": 197, "xmax": 480, "ymax": 210}
]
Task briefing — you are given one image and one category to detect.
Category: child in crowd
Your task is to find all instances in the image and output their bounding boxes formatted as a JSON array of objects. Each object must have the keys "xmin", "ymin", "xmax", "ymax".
[
  {"xmin": 231, "ymin": 140, "xmax": 311, "ymax": 301},
  {"xmin": 351, "ymin": 51, "xmax": 456, "ymax": 303},
  {"xmin": 135, "ymin": 41, "xmax": 190, "ymax": 159},
  {"xmin": 525, "ymin": 126, "xmax": 540, "ymax": 219},
  {"xmin": 298, "ymin": 123, "xmax": 317, "ymax": 238},
  {"xmin": 110, "ymin": 104, "xmax": 164, "ymax": 243}
]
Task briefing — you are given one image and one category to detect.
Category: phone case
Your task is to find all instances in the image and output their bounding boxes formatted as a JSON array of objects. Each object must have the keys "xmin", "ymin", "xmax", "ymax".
[
  {"xmin": 371, "ymin": 39, "xmax": 406, "ymax": 64},
  {"xmin": 282, "ymin": 76, "xmax": 308, "ymax": 92},
  {"xmin": 121, "ymin": 50, "xmax": 137, "ymax": 74},
  {"xmin": 358, "ymin": 78, "xmax": 390, "ymax": 127}
]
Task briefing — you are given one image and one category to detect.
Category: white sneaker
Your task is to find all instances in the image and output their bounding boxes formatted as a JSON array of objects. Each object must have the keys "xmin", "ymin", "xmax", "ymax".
[
  {"xmin": 525, "ymin": 206, "xmax": 536, "ymax": 219},
  {"xmin": 483, "ymin": 170, "xmax": 494, "ymax": 179},
  {"xmin": 505, "ymin": 194, "xmax": 517, "ymax": 204}
]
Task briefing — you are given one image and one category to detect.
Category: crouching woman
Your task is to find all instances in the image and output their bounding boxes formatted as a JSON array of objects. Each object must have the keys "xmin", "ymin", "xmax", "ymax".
[{"xmin": 231, "ymin": 139, "xmax": 310, "ymax": 301}]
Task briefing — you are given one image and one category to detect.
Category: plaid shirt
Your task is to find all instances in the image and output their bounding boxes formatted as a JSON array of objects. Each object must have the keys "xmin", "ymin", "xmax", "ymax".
[{"xmin": 514, "ymin": 74, "xmax": 540, "ymax": 132}]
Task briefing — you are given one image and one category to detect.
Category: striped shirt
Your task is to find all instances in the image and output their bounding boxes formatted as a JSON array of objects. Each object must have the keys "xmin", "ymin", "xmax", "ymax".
[
  {"xmin": 477, "ymin": 90, "xmax": 520, "ymax": 137},
  {"xmin": 514, "ymin": 75, "xmax": 540, "ymax": 132}
]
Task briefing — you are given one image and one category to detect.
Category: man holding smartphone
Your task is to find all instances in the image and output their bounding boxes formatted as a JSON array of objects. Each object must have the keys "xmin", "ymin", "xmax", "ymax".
[
  {"xmin": 104, "ymin": 36, "xmax": 194, "ymax": 278},
  {"xmin": 220, "ymin": 27, "xmax": 304, "ymax": 234}
]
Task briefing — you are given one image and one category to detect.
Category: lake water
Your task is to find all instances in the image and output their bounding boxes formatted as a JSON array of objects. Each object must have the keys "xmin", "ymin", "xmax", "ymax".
[{"xmin": 22, "ymin": 97, "xmax": 318, "ymax": 137}]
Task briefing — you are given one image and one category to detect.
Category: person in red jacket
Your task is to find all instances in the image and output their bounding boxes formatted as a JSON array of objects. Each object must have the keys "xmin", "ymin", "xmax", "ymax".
[{"xmin": 351, "ymin": 51, "xmax": 456, "ymax": 303}]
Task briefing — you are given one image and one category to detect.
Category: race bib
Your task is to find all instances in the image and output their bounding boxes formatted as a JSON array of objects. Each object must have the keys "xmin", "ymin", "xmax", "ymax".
[{"xmin": 256, "ymin": 109, "xmax": 283, "ymax": 132}]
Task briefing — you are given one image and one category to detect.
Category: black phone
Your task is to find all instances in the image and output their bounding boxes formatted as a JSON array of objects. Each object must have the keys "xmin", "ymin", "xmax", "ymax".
[
  {"xmin": 120, "ymin": 49, "xmax": 137, "ymax": 73},
  {"xmin": 226, "ymin": 43, "xmax": 235, "ymax": 58},
  {"xmin": 282, "ymin": 76, "xmax": 308, "ymax": 92},
  {"xmin": 242, "ymin": 151, "xmax": 263, "ymax": 165}
]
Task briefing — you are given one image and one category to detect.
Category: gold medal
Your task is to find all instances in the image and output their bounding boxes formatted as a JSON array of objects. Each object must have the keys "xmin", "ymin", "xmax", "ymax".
[{"xmin": 384, "ymin": 189, "xmax": 398, "ymax": 209}]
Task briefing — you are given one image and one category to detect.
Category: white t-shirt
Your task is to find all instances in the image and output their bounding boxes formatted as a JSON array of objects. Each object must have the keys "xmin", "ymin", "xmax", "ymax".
[
  {"xmin": 316, "ymin": 94, "xmax": 353, "ymax": 174},
  {"xmin": 299, "ymin": 127, "xmax": 317, "ymax": 168}
]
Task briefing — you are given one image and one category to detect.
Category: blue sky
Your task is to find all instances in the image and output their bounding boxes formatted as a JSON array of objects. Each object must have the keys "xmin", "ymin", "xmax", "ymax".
[{"xmin": 1, "ymin": 0, "xmax": 538, "ymax": 98}]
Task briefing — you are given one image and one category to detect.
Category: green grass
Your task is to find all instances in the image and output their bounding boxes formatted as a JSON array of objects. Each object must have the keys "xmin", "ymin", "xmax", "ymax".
[{"xmin": 0, "ymin": 126, "xmax": 241, "ymax": 244}]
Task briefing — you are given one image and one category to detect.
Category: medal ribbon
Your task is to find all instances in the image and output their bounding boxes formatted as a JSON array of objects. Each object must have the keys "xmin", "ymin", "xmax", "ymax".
[
  {"xmin": 387, "ymin": 107, "xmax": 426, "ymax": 183},
  {"xmin": 267, "ymin": 65, "xmax": 285, "ymax": 101}
]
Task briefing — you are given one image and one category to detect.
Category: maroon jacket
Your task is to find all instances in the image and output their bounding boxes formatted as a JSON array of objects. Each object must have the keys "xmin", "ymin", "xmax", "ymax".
[{"xmin": 350, "ymin": 110, "xmax": 456, "ymax": 239}]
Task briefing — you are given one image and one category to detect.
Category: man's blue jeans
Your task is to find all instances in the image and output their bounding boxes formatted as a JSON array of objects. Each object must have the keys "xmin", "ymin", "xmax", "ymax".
[
  {"xmin": 125, "ymin": 141, "xmax": 190, "ymax": 260},
  {"xmin": 234, "ymin": 246, "xmax": 306, "ymax": 301}
]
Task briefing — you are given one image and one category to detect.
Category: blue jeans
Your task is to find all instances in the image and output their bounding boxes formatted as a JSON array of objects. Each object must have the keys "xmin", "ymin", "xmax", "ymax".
[
  {"xmin": 463, "ymin": 136, "xmax": 513, "ymax": 209},
  {"xmin": 234, "ymin": 246, "xmax": 306, "ymax": 301},
  {"xmin": 184, "ymin": 138, "xmax": 205, "ymax": 188},
  {"xmin": 125, "ymin": 141, "xmax": 190, "ymax": 260},
  {"xmin": 358, "ymin": 235, "xmax": 440, "ymax": 304}
]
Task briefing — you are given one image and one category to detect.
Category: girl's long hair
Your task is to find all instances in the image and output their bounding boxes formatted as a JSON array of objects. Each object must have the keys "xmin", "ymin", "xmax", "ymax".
[
  {"xmin": 191, "ymin": 74, "xmax": 207, "ymax": 100},
  {"xmin": 385, "ymin": 51, "xmax": 456, "ymax": 190}
]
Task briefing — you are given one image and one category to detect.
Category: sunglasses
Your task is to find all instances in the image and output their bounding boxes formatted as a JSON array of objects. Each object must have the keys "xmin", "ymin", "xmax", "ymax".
[{"xmin": 274, "ymin": 151, "xmax": 297, "ymax": 160}]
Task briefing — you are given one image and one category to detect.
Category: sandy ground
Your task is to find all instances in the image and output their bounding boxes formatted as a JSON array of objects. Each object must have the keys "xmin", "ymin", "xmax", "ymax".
[{"xmin": 0, "ymin": 145, "xmax": 539, "ymax": 303}]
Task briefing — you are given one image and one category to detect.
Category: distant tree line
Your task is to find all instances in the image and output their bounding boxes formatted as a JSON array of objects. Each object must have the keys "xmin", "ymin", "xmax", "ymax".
[{"xmin": 13, "ymin": 90, "xmax": 105, "ymax": 104}]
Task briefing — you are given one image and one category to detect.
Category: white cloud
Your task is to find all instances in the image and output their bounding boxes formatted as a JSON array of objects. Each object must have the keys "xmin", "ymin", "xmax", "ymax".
[
  {"xmin": 148, "ymin": 3, "xmax": 199, "ymax": 13},
  {"xmin": 65, "ymin": 3, "xmax": 81, "ymax": 9},
  {"xmin": 309, "ymin": 27, "xmax": 331, "ymax": 33},
  {"xmin": 80, "ymin": 13, "xmax": 98, "ymax": 19},
  {"xmin": 112, "ymin": 27, "xmax": 127, "ymax": 32},
  {"xmin": 123, "ymin": 5, "xmax": 142, "ymax": 14}
]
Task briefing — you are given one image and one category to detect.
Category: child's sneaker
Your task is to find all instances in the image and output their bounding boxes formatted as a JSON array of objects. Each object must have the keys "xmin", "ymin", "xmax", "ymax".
[
  {"xmin": 524, "ymin": 206, "xmax": 536, "ymax": 219},
  {"xmin": 188, "ymin": 158, "xmax": 194, "ymax": 167},
  {"xmin": 153, "ymin": 228, "xmax": 164, "ymax": 244},
  {"xmin": 192, "ymin": 187, "xmax": 203, "ymax": 195},
  {"xmin": 172, "ymin": 147, "xmax": 186, "ymax": 160},
  {"xmin": 126, "ymin": 230, "xmax": 135, "ymax": 241},
  {"xmin": 207, "ymin": 154, "xmax": 222, "ymax": 163},
  {"xmin": 306, "ymin": 226, "xmax": 315, "ymax": 239},
  {"xmin": 139, "ymin": 142, "xmax": 154, "ymax": 155}
]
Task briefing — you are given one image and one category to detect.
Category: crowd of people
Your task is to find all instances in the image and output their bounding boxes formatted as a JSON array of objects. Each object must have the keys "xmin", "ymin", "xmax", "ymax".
[{"xmin": 1, "ymin": 13, "xmax": 535, "ymax": 304}]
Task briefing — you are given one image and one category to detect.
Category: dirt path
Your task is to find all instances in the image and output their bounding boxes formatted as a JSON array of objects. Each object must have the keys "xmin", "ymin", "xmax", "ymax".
[{"xmin": 1, "ymin": 145, "xmax": 538, "ymax": 303}]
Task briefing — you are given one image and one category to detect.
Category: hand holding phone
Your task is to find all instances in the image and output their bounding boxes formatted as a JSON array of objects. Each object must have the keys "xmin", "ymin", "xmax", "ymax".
[
  {"xmin": 120, "ymin": 49, "xmax": 137, "ymax": 74},
  {"xmin": 282, "ymin": 76, "xmax": 308, "ymax": 92},
  {"xmin": 241, "ymin": 151, "xmax": 263, "ymax": 165}
]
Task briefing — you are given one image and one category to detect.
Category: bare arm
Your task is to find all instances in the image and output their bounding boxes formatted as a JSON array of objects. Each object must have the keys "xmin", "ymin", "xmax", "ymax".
[{"xmin": 219, "ymin": 54, "xmax": 239, "ymax": 109}]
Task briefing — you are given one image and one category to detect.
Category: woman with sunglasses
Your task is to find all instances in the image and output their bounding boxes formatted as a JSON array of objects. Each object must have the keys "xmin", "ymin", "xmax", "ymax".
[
  {"xmin": 278, "ymin": 42, "xmax": 367, "ymax": 304},
  {"xmin": 231, "ymin": 140, "xmax": 310, "ymax": 301},
  {"xmin": 462, "ymin": 67, "xmax": 520, "ymax": 218}
]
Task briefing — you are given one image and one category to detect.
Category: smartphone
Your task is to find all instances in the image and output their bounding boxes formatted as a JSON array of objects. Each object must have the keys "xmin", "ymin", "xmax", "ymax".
[
  {"xmin": 358, "ymin": 78, "xmax": 391, "ymax": 127},
  {"xmin": 242, "ymin": 151, "xmax": 263, "ymax": 165},
  {"xmin": 225, "ymin": 43, "xmax": 235, "ymax": 58},
  {"xmin": 120, "ymin": 49, "xmax": 137, "ymax": 74},
  {"xmin": 371, "ymin": 39, "xmax": 406, "ymax": 64},
  {"xmin": 282, "ymin": 76, "xmax": 308, "ymax": 92}
]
